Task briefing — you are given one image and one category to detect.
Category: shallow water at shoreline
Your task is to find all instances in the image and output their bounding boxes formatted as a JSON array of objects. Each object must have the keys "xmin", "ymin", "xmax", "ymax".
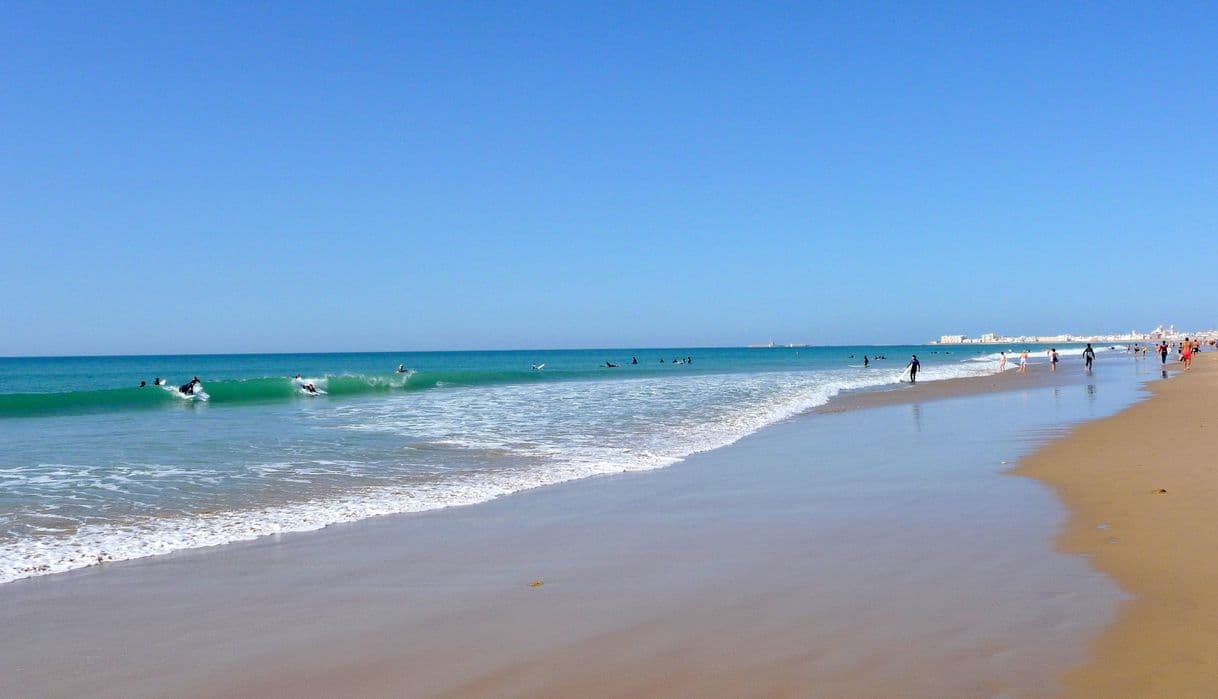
[
  {"xmin": 0, "ymin": 344, "xmax": 1132, "ymax": 583},
  {"xmin": 0, "ymin": 354, "xmax": 1156, "ymax": 697}
]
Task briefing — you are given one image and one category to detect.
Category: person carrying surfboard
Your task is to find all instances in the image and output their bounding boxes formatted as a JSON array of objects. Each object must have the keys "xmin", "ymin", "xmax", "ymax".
[{"xmin": 906, "ymin": 355, "xmax": 920, "ymax": 383}]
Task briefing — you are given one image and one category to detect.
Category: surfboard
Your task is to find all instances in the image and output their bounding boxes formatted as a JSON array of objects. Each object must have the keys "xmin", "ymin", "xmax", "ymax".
[
  {"xmin": 165, "ymin": 384, "xmax": 209, "ymax": 401},
  {"xmin": 899, "ymin": 365, "xmax": 913, "ymax": 383}
]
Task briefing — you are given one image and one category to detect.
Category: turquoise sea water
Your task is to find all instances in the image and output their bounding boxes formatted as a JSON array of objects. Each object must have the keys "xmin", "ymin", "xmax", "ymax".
[{"xmin": 0, "ymin": 343, "xmax": 1110, "ymax": 582}]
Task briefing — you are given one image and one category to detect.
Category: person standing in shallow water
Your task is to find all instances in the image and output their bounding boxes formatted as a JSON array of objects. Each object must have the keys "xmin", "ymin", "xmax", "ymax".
[
  {"xmin": 999, "ymin": 351, "xmax": 1007, "ymax": 372},
  {"xmin": 907, "ymin": 355, "xmax": 921, "ymax": 383},
  {"xmin": 1050, "ymin": 348, "xmax": 1059, "ymax": 372},
  {"xmin": 1083, "ymin": 343, "xmax": 1096, "ymax": 373}
]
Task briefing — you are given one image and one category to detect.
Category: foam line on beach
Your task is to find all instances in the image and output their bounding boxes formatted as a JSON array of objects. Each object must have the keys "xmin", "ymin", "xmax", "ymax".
[{"xmin": 0, "ymin": 355, "xmax": 1022, "ymax": 584}]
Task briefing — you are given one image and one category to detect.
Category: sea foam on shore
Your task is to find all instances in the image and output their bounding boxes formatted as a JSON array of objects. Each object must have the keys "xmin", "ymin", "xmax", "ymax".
[{"xmin": 0, "ymin": 347, "xmax": 1100, "ymax": 584}]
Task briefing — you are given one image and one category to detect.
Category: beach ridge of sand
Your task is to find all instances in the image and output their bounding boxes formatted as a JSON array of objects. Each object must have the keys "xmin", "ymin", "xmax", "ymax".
[{"xmin": 1017, "ymin": 353, "xmax": 1218, "ymax": 697}]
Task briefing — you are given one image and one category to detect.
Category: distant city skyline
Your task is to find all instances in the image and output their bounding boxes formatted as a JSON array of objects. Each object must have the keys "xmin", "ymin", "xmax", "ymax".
[
  {"xmin": 934, "ymin": 324, "xmax": 1215, "ymax": 344},
  {"xmin": 3, "ymin": 4, "xmax": 1216, "ymax": 356}
]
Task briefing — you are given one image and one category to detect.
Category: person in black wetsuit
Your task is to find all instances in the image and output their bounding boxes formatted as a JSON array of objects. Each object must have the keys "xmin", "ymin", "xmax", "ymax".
[
  {"xmin": 863, "ymin": 355, "xmax": 869, "ymax": 368},
  {"xmin": 907, "ymin": 355, "xmax": 921, "ymax": 383},
  {"xmin": 1083, "ymin": 344, "xmax": 1096, "ymax": 373}
]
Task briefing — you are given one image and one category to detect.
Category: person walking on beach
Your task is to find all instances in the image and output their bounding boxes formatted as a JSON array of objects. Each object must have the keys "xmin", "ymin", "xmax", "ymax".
[
  {"xmin": 1182, "ymin": 338, "xmax": 1193, "ymax": 370},
  {"xmin": 1019, "ymin": 350, "xmax": 1029, "ymax": 374},
  {"xmin": 1050, "ymin": 348, "xmax": 1059, "ymax": 372},
  {"xmin": 1159, "ymin": 341, "xmax": 1169, "ymax": 365},
  {"xmin": 1083, "ymin": 343, "xmax": 1096, "ymax": 373},
  {"xmin": 999, "ymin": 352, "xmax": 1007, "ymax": 372},
  {"xmin": 906, "ymin": 355, "xmax": 921, "ymax": 383}
]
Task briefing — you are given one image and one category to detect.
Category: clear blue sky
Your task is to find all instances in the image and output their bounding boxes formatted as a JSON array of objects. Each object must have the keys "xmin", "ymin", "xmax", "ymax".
[{"xmin": 3, "ymin": 2, "xmax": 1216, "ymax": 355}]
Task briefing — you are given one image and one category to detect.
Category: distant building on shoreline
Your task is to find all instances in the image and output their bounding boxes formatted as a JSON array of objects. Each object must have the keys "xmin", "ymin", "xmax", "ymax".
[{"xmin": 932, "ymin": 325, "xmax": 1214, "ymax": 345}]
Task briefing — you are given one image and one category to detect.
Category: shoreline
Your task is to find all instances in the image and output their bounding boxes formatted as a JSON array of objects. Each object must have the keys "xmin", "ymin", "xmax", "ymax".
[
  {"xmin": 3, "ymin": 354, "xmax": 1095, "ymax": 587},
  {"xmin": 0, "ymin": 354, "xmax": 1153, "ymax": 697},
  {"xmin": 813, "ymin": 360, "xmax": 1098, "ymax": 414},
  {"xmin": 1016, "ymin": 353, "xmax": 1216, "ymax": 696}
]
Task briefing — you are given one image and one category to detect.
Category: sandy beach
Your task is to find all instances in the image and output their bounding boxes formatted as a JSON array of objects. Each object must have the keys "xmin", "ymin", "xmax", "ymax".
[
  {"xmin": 1, "ymin": 355, "xmax": 1164, "ymax": 698},
  {"xmin": 1018, "ymin": 353, "xmax": 1218, "ymax": 696}
]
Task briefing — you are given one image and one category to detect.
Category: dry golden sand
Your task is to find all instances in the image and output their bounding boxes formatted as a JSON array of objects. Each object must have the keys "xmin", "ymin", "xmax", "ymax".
[{"xmin": 1017, "ymin": 353, "xmax": 1218, "ymax": 697}]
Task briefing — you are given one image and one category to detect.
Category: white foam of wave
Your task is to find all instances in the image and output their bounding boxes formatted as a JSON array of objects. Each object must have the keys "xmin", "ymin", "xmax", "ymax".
[{"xmin": 0, "ymin": 356, "xmax": 1006, "ymax": 584}]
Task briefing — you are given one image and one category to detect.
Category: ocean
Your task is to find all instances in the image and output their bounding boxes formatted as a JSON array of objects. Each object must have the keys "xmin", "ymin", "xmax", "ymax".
[{"xmin": 0, "ymin": 343, "xmax": 1107, "ymax": 583}]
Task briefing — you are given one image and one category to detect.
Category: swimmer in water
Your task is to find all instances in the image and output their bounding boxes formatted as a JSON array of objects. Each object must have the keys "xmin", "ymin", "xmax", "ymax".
[
  {"xmin": 139, "ymin": 380, "xmax": 147, "ymax": 387},
  {"xmin": 605, "ymin": 361, "xmax": 618, "ymax": 368}
]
